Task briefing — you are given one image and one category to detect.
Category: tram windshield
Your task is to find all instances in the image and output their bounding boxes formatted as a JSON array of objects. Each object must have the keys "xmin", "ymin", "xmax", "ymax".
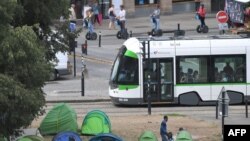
[{"xmin": 110, "ymin": 46, "xmax": 139, "ymax": 86}]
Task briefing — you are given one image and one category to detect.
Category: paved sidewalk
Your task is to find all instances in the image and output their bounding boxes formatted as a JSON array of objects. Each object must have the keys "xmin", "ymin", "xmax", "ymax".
[{"xmin": 79, "ymin": 12, "xmax": 220, "ymax": 36}]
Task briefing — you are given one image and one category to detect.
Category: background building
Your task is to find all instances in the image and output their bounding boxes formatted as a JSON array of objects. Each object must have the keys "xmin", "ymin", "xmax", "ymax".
[{"xmin": 71, "ymin": 0, "xmax": 224, "ymax": 19}]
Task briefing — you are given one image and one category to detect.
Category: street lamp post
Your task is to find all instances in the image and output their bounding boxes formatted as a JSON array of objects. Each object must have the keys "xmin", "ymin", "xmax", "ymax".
[
  {"xmin": 222, "ymin": 90, "xmax": 225, "ymax": 141},
  {"xmin": 69, "ymin": 21, "xmax": 76, "ymax": 77},
  {"xmin": 81, "ymin": 54, "xmax": 85, "ymax": 96},
  {"xmin": 73, "ymin": 41, "xmax": 76, "ymax": 77},
  {"xmin": 147, "ymin": 40, "xmax": 151, "ymax": 115},
  {"xmin": 218, "ymin": 87, "xmax": 230, "ymax": 141},
  {"xmin": 142, "ymin": 40, "xmax": 152, "ymax": 115},
  {"xmin": 147, "ymin": 75, "xmax": 151, "ymax": 115}
]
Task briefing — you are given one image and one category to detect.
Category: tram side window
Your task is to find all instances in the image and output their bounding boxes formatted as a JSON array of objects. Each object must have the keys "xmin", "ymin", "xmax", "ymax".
[
  {"xmin": 177, "ymin": 57, "xmax": 208, "ymax": 84},
  {"xmin": 212, "ymin": 55, "xmax": 246, "ymax": 83}
]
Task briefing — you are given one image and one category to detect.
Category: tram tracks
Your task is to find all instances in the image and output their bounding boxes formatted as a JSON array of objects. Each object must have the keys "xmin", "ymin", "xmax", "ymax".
[{"xmin": 44, "ymin": 102, "xmax": 247, "ymax": 118}]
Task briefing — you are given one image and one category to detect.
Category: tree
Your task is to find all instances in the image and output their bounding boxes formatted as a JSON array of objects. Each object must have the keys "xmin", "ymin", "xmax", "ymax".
[
  {"xmin": 0, "ymin": 26, "xmax": 51, "ymax": 88},
  {"xmin": 13, "ymin": 0, "xmax": 81, "ymax": 61},
  {"xmin": 0, "ymin": 0, "xmax": 17, "ymax": 43},
  {"xmin": 0, "ymin": 0, "xmax": 77, "ymax": 139},
  {"xmin": 0, "ymin": 74, "xmax": 45, "ymax": 138},
  {"xmin": 0, "ymin": 26, "xmax": 50, "ymax": 139}
]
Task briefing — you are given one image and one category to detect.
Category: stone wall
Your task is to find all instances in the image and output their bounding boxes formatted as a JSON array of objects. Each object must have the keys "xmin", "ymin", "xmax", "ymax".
[
  {"xmin": 160, "ymin": 0, "xmax": 172, "ymax": 14},
  {"xmin": 124, "ymin": 0, "xmax": 212, "ymax": 17},
  {"xmin": 124, "ymin": 0, "xmax": 135, "ymax": 17},
  {"xmin": 202, "ymin": 0, "xmax": 211, "ymax": 13}
]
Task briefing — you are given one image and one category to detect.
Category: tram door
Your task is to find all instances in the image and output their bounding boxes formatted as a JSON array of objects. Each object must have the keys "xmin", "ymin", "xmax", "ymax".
[{"xmin": 143, "ymin": 58, "xmax": 174, "ymax": 102}]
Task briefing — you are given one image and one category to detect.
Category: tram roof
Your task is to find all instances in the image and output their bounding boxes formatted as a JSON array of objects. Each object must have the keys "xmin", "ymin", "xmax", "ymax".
[{"xmin": 137, "ymin": 34, "xmax": 249, "ymax": 41}]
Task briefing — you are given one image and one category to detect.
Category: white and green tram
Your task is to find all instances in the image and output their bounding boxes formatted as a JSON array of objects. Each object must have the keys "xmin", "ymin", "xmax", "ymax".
[{"xmin": 109, "ymin": 35, "xmax": 250, "ymax": 105}]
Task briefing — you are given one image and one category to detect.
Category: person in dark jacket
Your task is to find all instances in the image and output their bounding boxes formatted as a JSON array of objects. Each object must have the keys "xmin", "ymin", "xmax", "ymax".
[{"xmin": 160, "ymin": 115, "xmax": 168, "ymax": 141}]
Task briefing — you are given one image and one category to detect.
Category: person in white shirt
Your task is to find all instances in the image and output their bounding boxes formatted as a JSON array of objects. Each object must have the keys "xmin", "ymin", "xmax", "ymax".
[
  {"xmin": 116, "ymin": 5, "xmax": 126, "ymax": 32},
  {"xmin": 69, "ymin": 4, "xmax": 76, "ymax": 23}
]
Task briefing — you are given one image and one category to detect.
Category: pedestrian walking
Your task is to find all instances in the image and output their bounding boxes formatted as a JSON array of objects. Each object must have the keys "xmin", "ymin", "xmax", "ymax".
[
  {"xmin": 108, "ymin": 4, "xmax": 116, "ymax": 30},
  {"xmin": 82, "ymin": 5, "xmax": 91, "ymax": 29},
  {"xmin": 69, "ymin": 3, "xmax": 76, "ymax": 23},
  {"xmin": 69, "ymin": 3, "xmax": 77, "ymax": 33},
  {"xmin": 116, "ymin": 5, "xmax": 126, "ymax": 33},
  {"xmin": 92, "ymin": 0, "xmax": 100, "ymax": 25},
  {"xmin": 86, "ymin": 9, "xmax": 95, "ymax": 33},
  {"xmin": 160, "ymin": 115, "xmax": 168, "ymax": 141}
]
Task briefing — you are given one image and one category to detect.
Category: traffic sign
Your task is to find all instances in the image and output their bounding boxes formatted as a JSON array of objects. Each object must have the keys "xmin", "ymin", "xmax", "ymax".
[{"xmin": 216, "ymin": 11, "xmax": 229, "ymax": 23}]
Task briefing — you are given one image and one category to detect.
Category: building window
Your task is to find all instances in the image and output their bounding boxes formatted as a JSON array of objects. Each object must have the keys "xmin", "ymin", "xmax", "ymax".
[
  {"xmin": 211, "ymin": 55, "xmax": 246, "ymax": 83},
  {"xmin": 176, "ymin": 56, "xmax": 209, "ymax": 84},
  {"xmin": 135, "ymin": 0, "xmax": 158, "ymax": 5}
]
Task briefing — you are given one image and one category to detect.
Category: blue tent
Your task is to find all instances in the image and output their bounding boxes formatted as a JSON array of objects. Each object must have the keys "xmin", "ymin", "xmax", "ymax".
[
  {"xmin": 89, "ymin": 133, "xmax": 123, "ymax": 141},
  {"xmin": 52, "ymin": 131, "xmax": 82, "ymax": 141}
]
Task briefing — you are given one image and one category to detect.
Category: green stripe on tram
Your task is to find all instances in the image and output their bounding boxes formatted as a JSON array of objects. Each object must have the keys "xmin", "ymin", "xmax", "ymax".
[
  {"xmin": 124, "ymin": 50, "xmax": 138, "ymax": 59},
  {"xmin": 119, "ymin": 85, "xmax": 138, "ymax": 90},
  {"xmin": 176, "ymin": 83, "xmax": 247, "ymax": 86}
]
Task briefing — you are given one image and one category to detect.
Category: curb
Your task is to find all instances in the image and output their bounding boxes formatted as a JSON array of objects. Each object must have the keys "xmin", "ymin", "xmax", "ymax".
[{"xmin": 46, "ymin": 98, "xmax": 111, "ymax": 103}]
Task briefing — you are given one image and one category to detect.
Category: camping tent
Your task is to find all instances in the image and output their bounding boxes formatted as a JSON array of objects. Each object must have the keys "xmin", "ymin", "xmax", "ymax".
[
  {"xmin": 89, "ymin": 133, "xmax": 123, "ymax": 141},
  {"xmin": 16, "ymin": 135, "xmax": 44, "ymax": 141},
  {"xmin": 39, "ymin": 103, "xmax": 78, "ymax": 135},
  {"xmin": 176, "ymin": 130, "xmax": 193, "ymax": 141},
  {"xmin": 81, "ymin": 110, "xmax": 111, "ymax": 135},
  {"xmin": 138, "ymin": 131, "xmax": 158, "ymax": 141},
  {"xmin": 52, "ymin": 131, "xmax": 82, "ymax": 141}
]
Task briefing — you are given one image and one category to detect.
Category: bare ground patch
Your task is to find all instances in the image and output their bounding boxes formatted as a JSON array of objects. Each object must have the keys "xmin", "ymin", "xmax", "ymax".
[{"xmin": 30, "ymin": 114, "xmax": 220, "ymax": 141}]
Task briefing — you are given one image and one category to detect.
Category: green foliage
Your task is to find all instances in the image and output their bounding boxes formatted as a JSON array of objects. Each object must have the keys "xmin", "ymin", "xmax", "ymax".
[
  {"xmin": 0, "ymin": 74, "xmax": 45, "ymax": 138},
  {"xmin": 0, "ymin": 25, "xmax": 50, "ymax": 138},
  {"xmin": 0, "ymin": 0, "xmax": 78, "ymax": 138},
  {"xmin": 0, "ymin": 26, "xmax": 51, "ymax": 88},
  {"xmin": 14, "ymin": 0, "xmax": 70, "ymax": 29},
  {"xmin": 0, "ymin": 0, "xmax": 17, "ymax": 43},
  {"xmin": 13, "ymin": 0, "xmax": 81, "ymax": 61},
  {"xmin": 0, "ymin": 0, "xmax": 16, "ymax": 25}
]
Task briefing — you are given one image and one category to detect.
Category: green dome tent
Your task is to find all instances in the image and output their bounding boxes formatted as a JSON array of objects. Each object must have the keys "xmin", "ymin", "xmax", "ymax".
[
  {"xmin": 81, "ymin": 110, "xmax": 111, "ymax": 135},
  {"xmin": 138, "ymin": 131, "xmax": 158, "ymax": 141},
  {"xmin": 39, "ymin": 103, "xmax": 78, "ymax": 135},
  {"xmin": 17, "ymin": 135, "xmax": 44, "ymax": 141},
  {"xmin": 176, "ymin": 130, "xmax": 193, "ymax": 141}
]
